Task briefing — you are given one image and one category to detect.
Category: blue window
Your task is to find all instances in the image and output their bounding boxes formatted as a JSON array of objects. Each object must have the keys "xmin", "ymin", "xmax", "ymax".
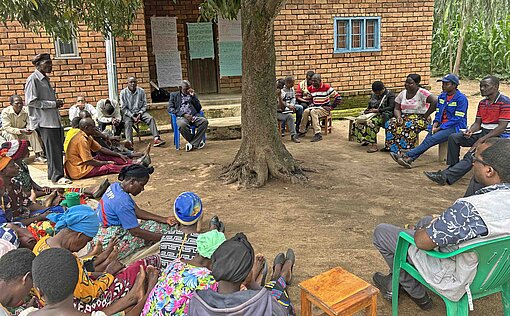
[{"xmin": 334, "ymin": 17, "xmax": 381, "ymax": 53}]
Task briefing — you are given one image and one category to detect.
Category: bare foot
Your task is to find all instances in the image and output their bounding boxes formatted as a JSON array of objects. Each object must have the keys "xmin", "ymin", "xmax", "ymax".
[
  {"xmin": 88, "ymin": 241, "xmax": 103, "ymax": 257},
  {"xmin": 96, "ymin": 247, "xmax": 120, "ymax": 271},
  {"xmin": 146, "ymin": 265, "xmax": 160, "ymax": 293},
  {"xmin": 128, "ymin": 266, "xmax": 147, "ymax": 303},
  {"xmin": 254, "ymin": 255, "xmax": 266, "ymax": 286},
  {"xmin": 43, "ymin": 191, "xmax": 57, "ymax": 208},
  {"xmin": 105, "ymin": 259, "xmax": 125, "ymax": 275},
  {"xmin": 245, "ymin": 254, "xmax": 264, "ymax": 290},
  {"xmin": 280, "ymin": 259, "xmax": 293, "ymax": 284}
]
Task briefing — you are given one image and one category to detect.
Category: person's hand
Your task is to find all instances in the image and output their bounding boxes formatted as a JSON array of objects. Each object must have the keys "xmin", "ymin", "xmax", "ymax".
[
  {"xmin": 56, "ymin": 100, "xmax": 64, "ymax": 108},
  {"xmin": 322, "ymin": 105, "xmax": 332, "ymax": 112},
  {"xmin": 471, "ymin": 138, "xmax": 486, "ymax": 151},
  {"xmin": 464, "ymin": 130, "xmax": 473, "ymax": 138},
  {"xmin": 42, "ymin": 187, "xmax": 52, "ymax": 194},
  {"xmin": 188, "ymin": 88, "xmax": 195, "ymax": 96},
  {"xmin": 166, "ymin": 216, "xmax": 178, "ymax": 226},
  {"xmin": 183, "ymin": 114, "xmax": 193, "ymax": 122},
  {"xmin": 288, "ymin": 104, "xmax": 296, "ymax": 111},
  {"xmin": 22, "ymin": 128, "xmax": 33, "ymax": 135},
  {"xmin": 397, "ymin": 116, "xmax": 404, "ymax": 125},
  {"xmin": 112, "ymin": 118, "xmax": 121, "ymax": 126},
  {"xmin": 432, "ymin": 126, "xmax": 440, "ymax": 134}
]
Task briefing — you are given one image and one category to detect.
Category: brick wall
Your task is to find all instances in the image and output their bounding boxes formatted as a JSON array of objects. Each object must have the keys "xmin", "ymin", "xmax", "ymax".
[
  {"xmin": 274, "ymin": 0, "xmax": 434, "ymax": 95},
  {"xmin": 0, "ymin": 9, "xmax": 151, "ymax": 109},
  {"xmin": 143, "ymin": 0, "xmax": 242, "ymax": 93}
]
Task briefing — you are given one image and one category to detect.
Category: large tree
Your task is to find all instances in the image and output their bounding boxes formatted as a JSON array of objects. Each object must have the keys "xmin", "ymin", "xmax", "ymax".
[
  {"xmin": 1, "ymin": 0, "xmax": 306, "ymax": 187},
  {"xmin": 201, "ymin": 0, "xmax": 306, "ymax": 187}
]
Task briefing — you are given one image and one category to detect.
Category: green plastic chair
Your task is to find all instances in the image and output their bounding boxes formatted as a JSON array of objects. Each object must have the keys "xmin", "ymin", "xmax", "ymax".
[{"xmin": 392, "ymin": 231, "xmax": 510, "ymax": 315}]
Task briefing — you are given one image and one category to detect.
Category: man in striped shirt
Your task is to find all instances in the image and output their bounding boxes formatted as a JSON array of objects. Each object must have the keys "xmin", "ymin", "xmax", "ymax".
[{"xmin": 298, "ymin": 74, "xmax": 341, "ymax": 142}]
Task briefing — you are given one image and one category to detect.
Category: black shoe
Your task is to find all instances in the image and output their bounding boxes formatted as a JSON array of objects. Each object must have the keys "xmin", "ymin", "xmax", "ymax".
[
  {"xmin": 407, "ymin": 292, "xmax": 433, "ymax": 311},
  {"xmin": 424, "ymin": 170, "xmax": 446, "ymax": 185},
  {"xmin": 298, "ymin": 132, "xmax": 307, "ymax": 137},
  {"xmin": 390, "ymin": 152, "xmax": 401, "ymax": 163},
  {"xmin": 380, "ymin": 147, "xmax": 391, "ymax": 152},
  {"xmin": 372, "ymin": 272, "xmax": 393, "ymax": 301},
  {"xmin": 311, "ymin": 133, "xmax": 322, "ymax": 142},
  {"xmin": 291, "ymin": 135, "xmax": 301, "ymax": 143}
]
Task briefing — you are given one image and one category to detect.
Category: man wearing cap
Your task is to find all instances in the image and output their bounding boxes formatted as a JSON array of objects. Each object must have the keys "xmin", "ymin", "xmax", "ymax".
[
  {"xmin": 1, "ymin": 95, "xmax": 45, "ymax": 163},
  {"xmin": 425, "ymin": 75, "xmax": 510, "ymax": 186},
  {"xmin": 24, "ymin": 53, "xmax": 71, "ymax": 185},
  {"xmin": 391, "ymin": 74, "xmax": 468, "ymax": 168}
]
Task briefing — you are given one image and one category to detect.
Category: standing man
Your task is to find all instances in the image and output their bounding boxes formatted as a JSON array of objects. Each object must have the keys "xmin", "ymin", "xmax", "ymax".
[
  {"xmin": 391, "ymin": 74, "xmax": 468, "ymax": 168},
  {"xmin": 24, "ymin": 53, "xmax": 72, "ymax": 184},
  {"xmin": 96, "ymin": 98, "xmax": 123, "ymax": 136},
  {"xmin": 68, "ymin": 96, "xmax": 98, "ymax": 121},
  {"xmin": 1, "ymin": 95, "xmax": 45, "ymax": 163},
  {"xmin": 298, "ymin": 74, "xmax": 341, "ymax": 142},
  {"xmin": 168, "ymin": 80, "xmax": 208, "ymax": 152},
  {"xmin": 120, "ymin": 76, "xmax": 165, "ymax": 147},
  {"xmin": 425, "ymin": 75, "xmax": 510, "ymax": 186}
]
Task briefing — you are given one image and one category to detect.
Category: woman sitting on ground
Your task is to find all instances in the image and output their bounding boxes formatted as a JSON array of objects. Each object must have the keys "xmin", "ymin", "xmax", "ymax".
[
  {"xmin": 385, "ymin": 74, "xmax": 437, "ymax": 153},
  {"xmin": 24, "ymin": 247, "xmax": 159, "ymax": 316},
  {"xmin": 189, "ymin": 233, "xmax": 296, "ymax": 316},
  {"xmin": 352, "ymin": 81, "xmax": 396, "ymax": 153},
  {"xmin": 142, "ymin": 229, "xmax": 226, "ymax": 315},
  {"xmin": 32, "ymin": 205, "xmax": 161, "ymax": 312},
  {"xmin": 160, "ymin": 191, "xmax": 225, "ymax": 269},
  {"xmin": 95, "ymin": 164, "xmax": 176, "ymax": 260}
]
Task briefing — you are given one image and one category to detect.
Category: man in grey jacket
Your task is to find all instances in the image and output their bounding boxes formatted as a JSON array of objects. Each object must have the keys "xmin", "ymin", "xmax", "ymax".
[{"xmin": 373, "ymin": 138, "xmax": 510, "ymax": 310}]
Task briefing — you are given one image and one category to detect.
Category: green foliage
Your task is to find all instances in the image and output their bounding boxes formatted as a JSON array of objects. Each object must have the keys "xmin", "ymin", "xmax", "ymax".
[
  {"xmin": 431, "ymin": 0, "xmax": 510, "ymax": 79},
  {"xmin": 198, "ymin": 0, "xmax": 241, "ymax": 21},
  {"xmin": 0, "ymin": 0, "xmax": 142, "ymax": 41}
]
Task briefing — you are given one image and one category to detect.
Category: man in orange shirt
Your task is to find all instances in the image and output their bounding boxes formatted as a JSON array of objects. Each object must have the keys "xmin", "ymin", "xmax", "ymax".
[{"xmin": 64, "ymin": 118, "xmax": 133, "ymax": 180}]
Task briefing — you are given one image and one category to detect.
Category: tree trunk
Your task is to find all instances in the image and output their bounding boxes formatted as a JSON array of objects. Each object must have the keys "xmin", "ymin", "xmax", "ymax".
[
  {"xmin": 222, "ymin": 0, "xmax": 306, "ymax": 187},
  {"xmin": 453, "ymin": 23, "xmax": 466, "ymax": 75}
]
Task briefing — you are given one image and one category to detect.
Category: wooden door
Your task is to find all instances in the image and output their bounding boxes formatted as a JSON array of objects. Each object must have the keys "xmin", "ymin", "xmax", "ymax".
[{"xmin": 186, "ymin": 22, "xmax": 218, "ymax": 94}]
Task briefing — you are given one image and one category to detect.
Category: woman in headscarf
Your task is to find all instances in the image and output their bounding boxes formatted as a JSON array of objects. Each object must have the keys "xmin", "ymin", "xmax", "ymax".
[
  {"xmin": 160, "ymin": 191, "xmax": 224, "ymax": 269},
  {"xmin": 32, "ymin": 205, "xmax": 161, "ymax": 312},
  {"xmin": 385, "ymin": 74, "xmax": 438, "ymax": 153},
  {"xmin": 142, "ymin": 229, "xmax": 226, "ymax": 316},
  {"xmin": 189, "ymin": 233, "xmax": 296, "ymax": 316},
  {"xmin": 94, "ymin": 164, "xmax": 176, "ymax": 260}
]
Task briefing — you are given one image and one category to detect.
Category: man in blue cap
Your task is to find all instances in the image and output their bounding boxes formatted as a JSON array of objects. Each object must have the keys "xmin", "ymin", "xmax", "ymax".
[{"xmin": 391, "ymin": 74, "xmax": 468, "ymax": 168}]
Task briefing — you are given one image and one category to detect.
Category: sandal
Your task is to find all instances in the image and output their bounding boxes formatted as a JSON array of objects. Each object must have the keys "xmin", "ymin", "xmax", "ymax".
[
  {"xmin": 272, "ymin": 253, "xmax": 285, "ymax": 277},
  {"xmin": 367, "ymin": 147, "xmax": 379, "ymax": 153},
  {"xmin": 260, "ymin": 259, "xmax": 268, "ymax": 287},
  {"xmin": 53, "ymin": 177, "xmax": 72, "ymax": 185},
  {"xmin": 92, "ymin": 179, "xmax": 110, "ymax": 199},
  {"xmin": 284, "ymin": 248, "xmax": 296, "ymax": 285}
]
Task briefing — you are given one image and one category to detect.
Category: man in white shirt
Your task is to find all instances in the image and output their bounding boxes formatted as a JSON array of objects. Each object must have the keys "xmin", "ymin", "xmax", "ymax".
[
  {"xmin": 96, "ymin": 98, "xmax": 123, "ymax": 136},
  {"xmin": 68, "ymin": 96, "xmax": 98, "ymax": 121}
]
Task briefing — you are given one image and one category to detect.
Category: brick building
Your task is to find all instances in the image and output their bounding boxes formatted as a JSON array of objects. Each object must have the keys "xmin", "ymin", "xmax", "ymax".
[{"xmin": 0, "ymin": 0, "xmax": 433, "ymax": 109}]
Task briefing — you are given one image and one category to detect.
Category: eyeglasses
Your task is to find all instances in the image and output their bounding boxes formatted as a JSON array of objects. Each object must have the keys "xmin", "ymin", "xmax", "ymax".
[{"xmin": 470, "ymin": 151, "xmax": 491, "ymax": 167}]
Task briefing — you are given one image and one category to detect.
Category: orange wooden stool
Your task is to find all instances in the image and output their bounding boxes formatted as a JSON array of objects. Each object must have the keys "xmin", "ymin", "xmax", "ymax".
[
  {"xmin": 299, "ymin": 267, "xmax": 379, "ymax": 316},
  {"xmin": 319, "ymin": 114, "xmax": 333, "ymax": 134}
]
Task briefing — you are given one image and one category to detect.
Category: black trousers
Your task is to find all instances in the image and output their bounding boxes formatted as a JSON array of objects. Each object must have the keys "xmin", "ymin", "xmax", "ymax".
[{"xmin": 37, "ymin": 127, "xmax": 64, "ymax": 182}]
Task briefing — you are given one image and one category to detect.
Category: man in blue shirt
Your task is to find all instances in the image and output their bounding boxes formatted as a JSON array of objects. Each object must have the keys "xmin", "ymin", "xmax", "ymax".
[{"xmin": 391, "ymin": 74, "xmax": 468, "ymax": 168}]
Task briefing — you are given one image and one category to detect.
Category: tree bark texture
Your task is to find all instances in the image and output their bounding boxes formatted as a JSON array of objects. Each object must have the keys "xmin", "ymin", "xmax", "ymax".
[{"xmin": 222, "ymin": 0, "xmax": 306, "ymax": 187}]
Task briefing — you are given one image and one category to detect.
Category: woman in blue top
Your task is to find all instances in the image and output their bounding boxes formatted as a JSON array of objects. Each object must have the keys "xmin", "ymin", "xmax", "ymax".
[{"xmin": 94, "ymin": 164, "xmax": 176, "ymax": 260}]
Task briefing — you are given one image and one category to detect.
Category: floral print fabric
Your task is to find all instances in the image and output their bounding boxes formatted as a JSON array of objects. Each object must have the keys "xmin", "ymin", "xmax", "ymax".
[{"xmin": 142, "ymin": 259, "xmax": 217, "ymax": 316}]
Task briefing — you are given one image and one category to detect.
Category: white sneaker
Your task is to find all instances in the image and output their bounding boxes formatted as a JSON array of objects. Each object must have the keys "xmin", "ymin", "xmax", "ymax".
[
  {"xmin": 185, "ymin": 143, "xmax": 193, "ymax": 152},
  {"xmin": 34, "ymin": 156, "xmax": 47, "ymax": 164},
  {"xmin": 198, "ymin": 141, "xmax": 205, "ymax": 149}
]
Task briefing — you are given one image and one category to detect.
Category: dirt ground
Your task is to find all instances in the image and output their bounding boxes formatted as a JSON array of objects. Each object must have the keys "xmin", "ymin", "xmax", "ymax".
[{"xmin": 31, "ymin": 78, "xmax": 510, "ymax": 315}]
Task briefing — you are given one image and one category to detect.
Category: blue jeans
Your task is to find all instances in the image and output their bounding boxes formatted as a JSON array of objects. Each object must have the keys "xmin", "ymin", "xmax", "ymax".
[
  {"xmin": 294, "ymin": 104, "xmax": 304, "ymax": 127},
  {"xmin": 406, "ymin": 127, "xmax": 457, "ymax": 160}
]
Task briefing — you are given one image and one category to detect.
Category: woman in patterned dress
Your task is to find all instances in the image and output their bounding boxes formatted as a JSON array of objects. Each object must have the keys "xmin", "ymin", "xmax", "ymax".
[{"xmin": 385, "ymin": 74, "xmax": 437, "ymax": 153}]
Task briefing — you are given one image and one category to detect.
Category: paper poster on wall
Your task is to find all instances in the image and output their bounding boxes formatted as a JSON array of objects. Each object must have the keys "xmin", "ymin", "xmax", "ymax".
[
  {"xmin": 218, "ymin": 16, "xmax": 242, "ymax": 42},
  {"xmin": 151, "ymin": 16, "xmax": 178, "ymax": 53},
  {"xmin": 187, "ymin": 22, "xmax": 215, "ymax": 60},
  {"xmin": 219, "ymin": 41, "xmax": 242, "ymax": 77},
  {"xmin": 155, "ymin": 51, "xmax": 183, "ymax": 87}
]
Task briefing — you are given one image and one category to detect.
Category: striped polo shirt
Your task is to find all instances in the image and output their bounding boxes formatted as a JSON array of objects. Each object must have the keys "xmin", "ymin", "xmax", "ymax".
[
  {"xmin": 308, "ymin": 83, "xmax": 340, "ymax": 107},
  {"xmin": 476, "ymin": 93, "xmax": 510, "ymax": 134}
]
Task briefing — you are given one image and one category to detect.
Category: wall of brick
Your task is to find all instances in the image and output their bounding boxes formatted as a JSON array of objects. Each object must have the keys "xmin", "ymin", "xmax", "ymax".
[
  {"xmin": 143, "ymin": 0, "xmax": 242, "ymax": 94},
  {"xmin": 274, "ymin": 0, "xmax": 434, "ymax": 95},
  {"xmin": 0, "ymin": 9, "xmax": 151, "ymax": 109}
]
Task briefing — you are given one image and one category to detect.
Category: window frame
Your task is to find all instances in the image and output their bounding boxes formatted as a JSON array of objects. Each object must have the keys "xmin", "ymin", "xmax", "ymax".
[
  {"xmin": 54, "ymin": 37, "xmax": 80, "ymax": 59},
  {"xmin": 333, "ymin": 17, "xmax": 381, "ymax": 53}
]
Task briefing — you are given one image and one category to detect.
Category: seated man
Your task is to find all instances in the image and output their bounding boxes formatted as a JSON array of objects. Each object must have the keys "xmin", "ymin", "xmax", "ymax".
[
  {"xmin": 168, "ymin": 80, "xmax": 208, "ymax": 152},
  {"xmin": 425, "ymin": 75, "xmax": 510, "ymax": 185},
  {"xmin": 68, "ymin": 96, "xmax": 98, "ymax": 121},
  {"xmin": 277, "ymin": 79, "xmax": 300, "ymax": 143},
  {"xmin": 391, "ymin": 74, "xmax": 468, "ymax": 168},
  {"xmin": 373, "ymin": 138, "xmax": 510, "ymax": 310},
  {"xmin": 64, "ymin": 117, "xmax": 133, "ymax": 180},
  {"xmin": 1, "ymin": 95, "xmax": 45, "ymax": 163},
  {"xmin": 120, "ymin": 76, "xmax": 165, "ymax": 147},
  {"xmin": 298, "ymin": 74, "xmax": 341, "ymax": 142},
  {"xmin": 96, "ymin": 98, "xmax": 123, "ymax": 136},
  {"xmin": 281, "ymin": 76, "xmax": 304, "ymax": 132}
]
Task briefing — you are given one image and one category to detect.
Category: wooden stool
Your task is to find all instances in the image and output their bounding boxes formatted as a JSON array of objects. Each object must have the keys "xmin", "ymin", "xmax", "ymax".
[
  {"xmin": 438, "ymin": 141, "xmax": 447, "ymax": 162},
  {"xmin": 319, "ymin": 114, "xmax": 333, "ymax": 135},
  {"xmin": 344, "ymin": 116, "xmax": 357, "ymax": 141},
  {"xmin": 299, "ymin": 267, "xmax": 379, "ymax": 316}
]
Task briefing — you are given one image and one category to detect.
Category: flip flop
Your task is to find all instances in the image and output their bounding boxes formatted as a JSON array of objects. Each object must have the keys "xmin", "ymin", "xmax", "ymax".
[
  {"xmin": 285, "ymin": 248, "xmax": 296, "ymax": 285},
  {"xmin": 260, "ymin": 259, "xmax": 268, "ymax": 287},
  {"xmin": 92, "ymin": 179, "xmax": 110, "ymax": 199},
  {"xmin": 367, "ymin": 147, "xmax": 379, "ymax": 153},
  {"xmin": 272, "ymin": 253, "xmax": 285, "ymax": 277},
  {"xmin": 53, "ymin": 177, "xmax": 72, "ymax": 185}
]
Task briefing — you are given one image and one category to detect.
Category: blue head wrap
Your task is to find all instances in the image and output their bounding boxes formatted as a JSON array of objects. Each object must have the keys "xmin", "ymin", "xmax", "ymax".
[
  {"xmin": 173, "ymin": 192, "xmax": 203, "ymax": 225},
  {"xmin": 46, "ymin": 205, "xmax": 99, "ymax": 238}
]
